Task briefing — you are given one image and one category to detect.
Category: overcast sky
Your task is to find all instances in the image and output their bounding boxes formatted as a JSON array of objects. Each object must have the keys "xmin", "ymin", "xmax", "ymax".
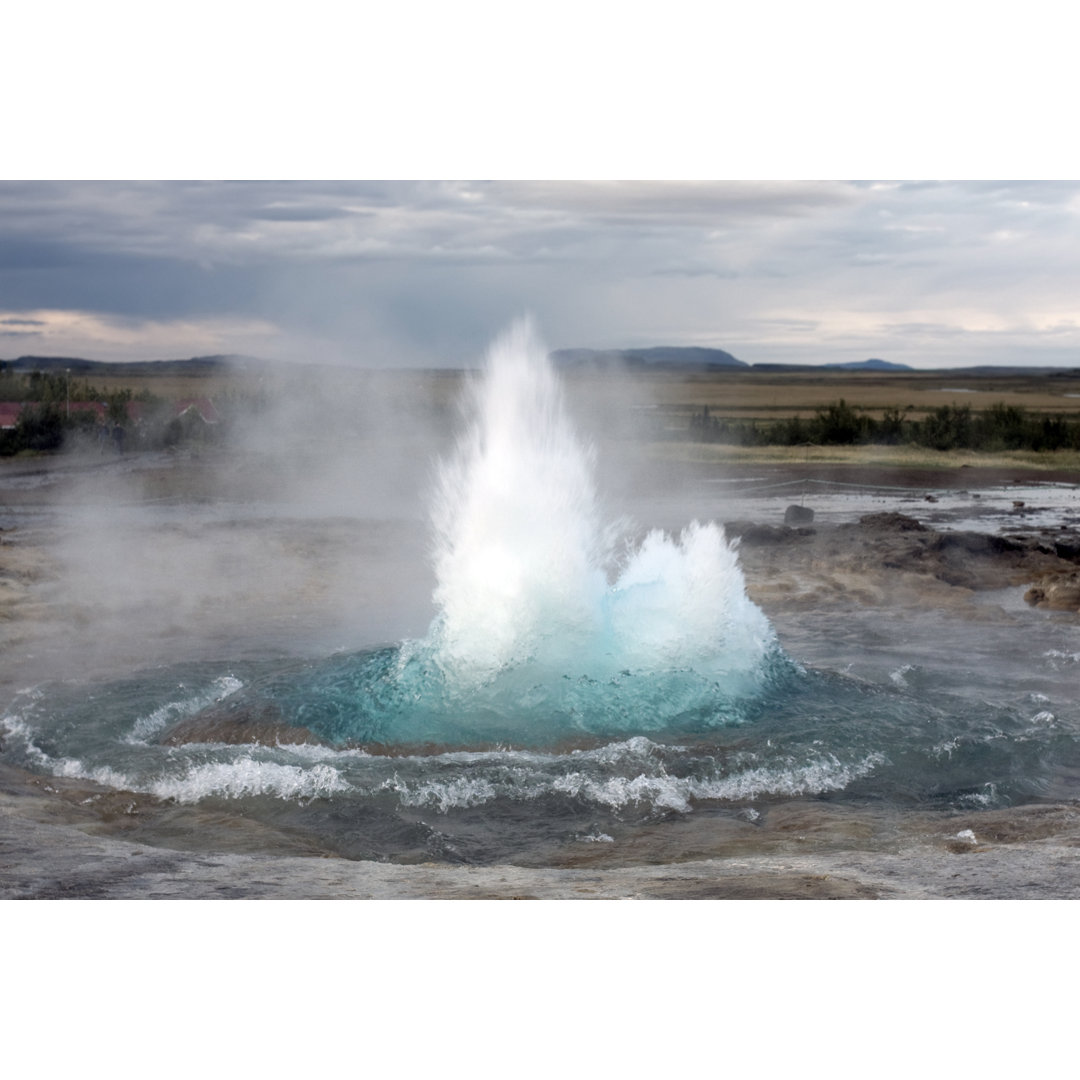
[{"xmin": 2, "ymin": 179, "xmax": 1079, "ymax": 369}]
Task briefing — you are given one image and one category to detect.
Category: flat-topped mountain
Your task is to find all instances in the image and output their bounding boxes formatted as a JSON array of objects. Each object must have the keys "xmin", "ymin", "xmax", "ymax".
[
  {"xmin": 822, "ymin": 358, "xmax": 912, "ymax": 371},
  {"xmin": 551, "ymin": 346, "xmax": 747, "ymax": 370}
]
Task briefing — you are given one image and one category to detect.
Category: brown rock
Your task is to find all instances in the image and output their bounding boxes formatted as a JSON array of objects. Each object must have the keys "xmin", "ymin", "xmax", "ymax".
[
  {"xmin": 784, "ymin": 504, "xmax": 815, "ymax": 525},
  {"xmin": 1024, "ymin": 571, "xmax": 1080, "ymax": 612},
  {"xmin": 1055, "ymin": 539, "xmax": 1080, "ymax": 562},
  {"xmin": 724, "ymin": 521, "xmax": 814, "ymax": 546},
  {"xmin": 858, "ymin": 512, "xmax": 927, "ymax": 532},
  {"xmin": 159, "ymin": 701, "xmax": 325, "ymax": 747}
]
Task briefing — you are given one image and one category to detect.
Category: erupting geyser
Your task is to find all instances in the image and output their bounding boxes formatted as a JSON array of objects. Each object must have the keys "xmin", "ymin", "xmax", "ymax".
[
  {"xmin": 400, "ymin": 319, "xmax": 778, "ymax": 736},
  {"xmin": 429, "ymin": 320, "xmax": 614, "ymax": 679}
]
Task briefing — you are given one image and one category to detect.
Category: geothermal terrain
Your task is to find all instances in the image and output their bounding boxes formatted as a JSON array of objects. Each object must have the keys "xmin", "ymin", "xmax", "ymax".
[{"xmin": 2, "ymin": 362, "xmax": 1080, "ymax": 899}]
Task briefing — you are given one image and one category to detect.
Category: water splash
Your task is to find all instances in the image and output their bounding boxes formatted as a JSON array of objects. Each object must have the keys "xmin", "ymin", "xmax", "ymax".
[
  {"xmin": 388, "ymin": 319, "xmax": 780, "ymax": 738},
  {"xmin": 429, "ymin": 319, "xmax": 611, "ymax": 680}
]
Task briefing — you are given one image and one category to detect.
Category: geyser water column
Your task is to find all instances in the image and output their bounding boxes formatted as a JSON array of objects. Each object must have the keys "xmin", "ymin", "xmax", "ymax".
[
  {"xmin": 429, "ymin": 320, "xmax": 611, "ymax": 680},
  {"xmin": 422, "ymin": 319, "xmax": 777, "ymax": 712}
]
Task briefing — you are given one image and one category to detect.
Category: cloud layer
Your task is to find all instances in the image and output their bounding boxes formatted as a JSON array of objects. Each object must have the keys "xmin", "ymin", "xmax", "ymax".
[{"xmin": 2, "ymin": 180, "xmax": 1079, "ymax": 368}]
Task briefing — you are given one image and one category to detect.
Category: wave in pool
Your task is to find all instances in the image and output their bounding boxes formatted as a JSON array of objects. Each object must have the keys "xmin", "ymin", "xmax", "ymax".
[{"xmin": 6, "ymin": 652, "xmax": 1079, "ymax": 818}]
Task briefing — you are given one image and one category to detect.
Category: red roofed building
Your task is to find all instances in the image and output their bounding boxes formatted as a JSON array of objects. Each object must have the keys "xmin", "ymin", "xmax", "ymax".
[{"xmin": 174, "ymin": 397, "xmax": 220, "ymax": 424}]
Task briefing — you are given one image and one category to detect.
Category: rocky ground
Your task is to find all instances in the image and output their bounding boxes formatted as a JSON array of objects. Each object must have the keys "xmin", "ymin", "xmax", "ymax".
[
  {"xmin": 5, "ymin": 761, "xmax": 1080, "ymax": 898},
  {"xmin": 731, "ymin": 509, "xmax": 1080, "ymax": 615}
]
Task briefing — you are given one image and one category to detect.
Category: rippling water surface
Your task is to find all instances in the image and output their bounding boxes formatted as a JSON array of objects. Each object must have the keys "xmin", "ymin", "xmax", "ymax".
[{"xmin": 5, "ymin": 620, "xmax": 1080, "ymax": 865}]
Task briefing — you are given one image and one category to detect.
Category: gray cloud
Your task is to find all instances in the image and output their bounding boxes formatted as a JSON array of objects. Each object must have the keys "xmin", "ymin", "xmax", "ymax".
[
  {"xmin": 649, "ymin": 266, "xmax": 743, "ymax": 279},
  {"xmin": 743, "ymin": 317, "xmax": 823, "ymax": 334},
  {"xmin": 881, "ymin": 322, "xmax": 969, "ymax": 338},
  {"xmin": 1, "ymin": 180, "xmax": 1079, "ymax": 367},
  {"xmin": 483, "ymin": 181, "xmax": 857, "ymax": 221},
  {"xmin": 248, "ymin": 205, "xmax": 359, "ymax": 223}
]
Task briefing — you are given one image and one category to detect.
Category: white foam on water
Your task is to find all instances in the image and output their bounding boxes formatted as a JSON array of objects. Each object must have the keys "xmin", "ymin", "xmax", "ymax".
[
  {"xmin": 932, "ymin": 738, "xmax": 961, "ymax": 759},
  {"xmin": 44, "ymin": 756, "xmax": 349, "ymax": 804},
  {"xmin": 381, "ymin": 775, "xmax": 498, "ymax": 813},
  {"xmin": 1044, "ymin": 650, "xmax": 1080, "ymax": 668},
  {"xmin": 890, "ymin": 664, "xmax": 916, "ymax": 687},
  {"xmin": 125, "ymin": 675, "xmax": 244, "ymax": 743},
  {"xmin": 1, "ymin": 713, "xmax": 52, "ymax": 768},
  {"xmin": 385, "ymin": 736, "xmax": 679, "ymax": 769},
  {"xmin": 958, "ymin": 784, "xmax": 997, "ymax": 807},
  {"xmin": 54, "ymin": 757, "xmax": 136, "ymax": 790},
  {"xmin": 549, "ymin": 772, "xmax": 699, "ymax": 813},
  {"xmin": 5, "ymin": 715, "xmax": 351, "ymax": 803},
  {"xmin": 578, "ymin": 735, "xmax": 684, "ymax": 765},
  {"xmin": 0, "ymin": 725, "xmax": 155, "ymax": 796},
  {"xmin": 689, "ymin": 752, "xmax": 887, "ymax": 802},
  {"xmin": 376, "ymin": 751, "xmax": 886, "ymax": 814},
  {"xmin": 271, "ymin": 741, "xmax": 373, "ymax": 763},
  {"xmin": 606, "ymin": 520, "xmax": 774, "ymax": 679},
  {"xmin": 149, "ymin": 760, "xmax": 350, "ymax": 803}
]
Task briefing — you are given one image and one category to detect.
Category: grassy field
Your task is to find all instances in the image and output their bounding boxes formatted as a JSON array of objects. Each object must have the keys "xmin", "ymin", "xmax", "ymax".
[
  {"xmin": 648, "ymin": 440, "xmax": 1080, "ymax": 471},
  {"xmin": 77, "ymin": 364, "xmax": 1080, "ymax": 412},
  {"xmin": 77, "ymin": 366, "xmax": 464, "ymax": 401},
  {"xmin": 45, "ymin": 362, "xmax": 1080, "ymax": 471},
  {"xmin": 593, "ymin": 368, "xmax": 1080, "ymax": 421}
]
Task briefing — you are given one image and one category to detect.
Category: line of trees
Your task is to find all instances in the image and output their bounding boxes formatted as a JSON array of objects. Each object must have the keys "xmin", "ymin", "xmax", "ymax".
[
  {"xmin": 1, "ymin": 398, "xmax": 226, "ymax": 457},
  {"xmin": 0, "ymin": 368, "xmax": 110, "ymax": 404},
  {"xmin": 0, "ymin": 368, "xmax": 223, "ymax": 456},
  {"xmin": 689, "ymin": 400, "xmax": 1080, "ymax": 452}
]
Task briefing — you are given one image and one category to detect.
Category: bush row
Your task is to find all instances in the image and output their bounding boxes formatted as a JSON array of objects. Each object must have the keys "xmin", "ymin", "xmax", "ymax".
[
  {"xmin": 689, "ymin": 401, "xmax": 1080, "ymax": 452},
  {"xmin": 1, "ymin": 400, "xmax": 223, "ymax": 457}
]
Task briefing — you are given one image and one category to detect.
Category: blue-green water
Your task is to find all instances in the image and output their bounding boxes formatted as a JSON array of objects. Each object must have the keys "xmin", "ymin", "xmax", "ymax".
[{"xmin": 5, "ymin": 620, "xmax": 1080, "ymax": 864}]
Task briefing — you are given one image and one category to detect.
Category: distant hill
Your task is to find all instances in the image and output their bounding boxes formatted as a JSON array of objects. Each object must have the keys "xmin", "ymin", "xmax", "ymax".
[
  {"xmin": 552, "ymin": 346, "xmax": 747, "ymax": 370},
  {"xmin": 944, "ymin": 365, "xmax": 1080, "ymax": 377},
  {"xmin": 5, "ymin": 355, "xmax": 101, "ymax": 373},
  {"xmin": 821, "ymin": 358, "xmax": 913, "ymax": 371},
  {"xmin": 2, "ymin": 354, "xmax": 262, "ymax": 377},
  {"xmin": 6, "ymin": 352, "xmax": 1076, "ymax": 380}
]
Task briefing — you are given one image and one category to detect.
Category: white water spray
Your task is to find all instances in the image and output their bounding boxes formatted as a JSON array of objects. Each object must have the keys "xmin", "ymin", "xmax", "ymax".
[{"xmin": 426, "ymin": 320, "xmax": 775, "ymax": 695}]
